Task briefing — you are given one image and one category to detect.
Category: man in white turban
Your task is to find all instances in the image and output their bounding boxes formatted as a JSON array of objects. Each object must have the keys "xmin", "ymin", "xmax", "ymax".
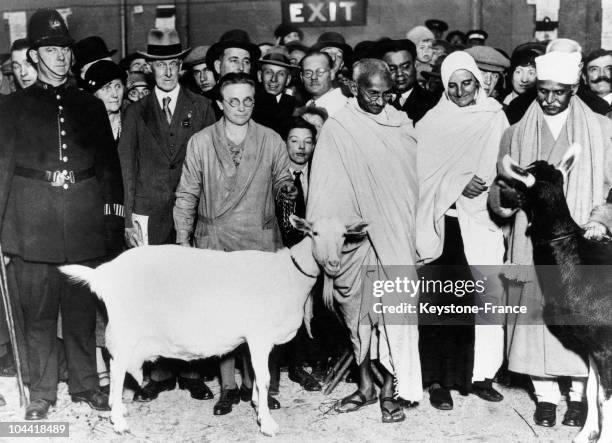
[{"xmin": 489, "ymin": 50, "xmax": 612, "ymax": 429}]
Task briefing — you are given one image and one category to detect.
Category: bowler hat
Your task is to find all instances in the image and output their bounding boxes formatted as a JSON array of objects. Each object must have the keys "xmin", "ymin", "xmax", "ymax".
[
  {"xmin": 310, "ymin": 32, "xmax": 353, "ymax": 59},
  {"xmin": 83, "ymin": 60, "xmax": 126, "ymax": 93},
  {"xmin": 138, "ymin": 28, "xmax": 190, "ymax": 60},
  {"xmin": 73, "ymin": 36, "xmax": 117, "ymax": 73},
  {"xmin": 126, "ymin": 72, "xmax": 150, "ymax": 91},
  {"xmin": 206, "ymin": 29, "xmax": 261, "ymax": 70},
  {"xmin": 27, "ymin": 9, "xmax": 74, "ymax": 48}
]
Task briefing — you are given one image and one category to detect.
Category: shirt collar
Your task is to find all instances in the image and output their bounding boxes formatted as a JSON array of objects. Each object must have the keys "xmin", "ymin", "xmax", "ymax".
[{"xmin": 155, "ymin": 85, "xmax": 180, "ymax": 103}]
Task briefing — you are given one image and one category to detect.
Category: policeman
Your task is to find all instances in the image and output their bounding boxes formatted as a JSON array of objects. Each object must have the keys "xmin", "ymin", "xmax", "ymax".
[{"xmin": 0, "ymin": 9, "xmax": 117, "ymax": 420}]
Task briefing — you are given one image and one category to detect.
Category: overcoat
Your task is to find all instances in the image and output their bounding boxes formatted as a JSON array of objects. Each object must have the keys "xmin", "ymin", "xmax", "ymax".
[
  {"xmin": 118, "ymin": 87, "xmax": 216, "ymax": 244},
  {"xmin": 174, "ymin": 119, "xmax": 292, "ymax": 252}
]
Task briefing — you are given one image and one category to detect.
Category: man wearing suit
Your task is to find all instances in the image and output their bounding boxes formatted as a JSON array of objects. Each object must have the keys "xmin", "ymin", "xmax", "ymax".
[
  {"xmin": 252, "ymin": 49, "xmax": 298, "ymax": 139},
  {"xmin": 0, "ymin": 9, "xmax": 117, "ymax": 419},
  {"xmin": 118, "ymin": 28, "xmax": 216, "ymax": 401},
  {"xmin": 376, "ymin": 39, "xmax": 437, "ymax": 124}
]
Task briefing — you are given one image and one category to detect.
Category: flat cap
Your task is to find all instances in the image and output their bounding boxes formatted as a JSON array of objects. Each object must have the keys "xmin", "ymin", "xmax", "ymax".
[{"xmin": 466, "ymin": 45, "xmax": 510, "ymax": 72}]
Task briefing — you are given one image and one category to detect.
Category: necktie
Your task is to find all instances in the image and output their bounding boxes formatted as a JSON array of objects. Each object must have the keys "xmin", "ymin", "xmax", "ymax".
[
  {"xmin": 293, "ymin": 170, "xmax": 306, "ymax": 218},
  {"xmin": 391, "ymin": 94, "xmax": 402, "ymax": 109},
  {"xmin": 162, "ymin": 96, "xmax": 172, "ymax": 125}
]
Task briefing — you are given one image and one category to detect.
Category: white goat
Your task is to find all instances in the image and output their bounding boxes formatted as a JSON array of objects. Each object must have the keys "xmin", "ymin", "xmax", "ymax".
[{"xmin": 60, "ymin": 216, "xmax": 368, "ymax": 436}]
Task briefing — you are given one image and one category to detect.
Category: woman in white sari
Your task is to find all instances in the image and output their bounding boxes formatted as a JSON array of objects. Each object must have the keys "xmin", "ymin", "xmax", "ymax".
[{"xmin": 416, "ymin": 51, "xmax": 509, "ymax": 410}]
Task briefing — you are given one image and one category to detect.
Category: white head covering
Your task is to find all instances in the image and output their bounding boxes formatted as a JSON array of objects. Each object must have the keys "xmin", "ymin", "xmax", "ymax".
[
  {"xmin": 441, "ymin": 51, "xmax": 484, "ymax": 92},
  {"xmin": 406, "ymin": 25, "xmax": 435, "ymax": 44},
  {"xmin": 535, "ymin": 51, "xmax": 581, "ymax": 85}
]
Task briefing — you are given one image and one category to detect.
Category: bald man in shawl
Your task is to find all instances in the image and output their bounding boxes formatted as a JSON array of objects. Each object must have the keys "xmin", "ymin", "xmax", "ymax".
[
  {"xmin": 307, "ymin": 59, "xmax": 422, "ymax": 423},
  {"xmin": 489, "ymin": 51, "xmax": 612, "ymax": 428}
]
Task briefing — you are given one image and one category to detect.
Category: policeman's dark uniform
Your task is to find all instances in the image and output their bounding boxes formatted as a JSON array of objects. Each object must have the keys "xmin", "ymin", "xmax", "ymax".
[{"xmin": 0, "ymin": 9, "xmax": 117, "ymax": 414}]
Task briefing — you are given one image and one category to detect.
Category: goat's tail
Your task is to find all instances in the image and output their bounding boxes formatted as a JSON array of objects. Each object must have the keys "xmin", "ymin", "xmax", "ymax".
[{"xmin": 59, "ymin": 265, "xmax": 101, "ymax": 299}]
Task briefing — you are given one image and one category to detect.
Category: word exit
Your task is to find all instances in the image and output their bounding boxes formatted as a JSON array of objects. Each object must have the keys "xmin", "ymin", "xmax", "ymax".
[{"xmin": 281, "ymin": 0, "xmax": 367, "ymax": 27}]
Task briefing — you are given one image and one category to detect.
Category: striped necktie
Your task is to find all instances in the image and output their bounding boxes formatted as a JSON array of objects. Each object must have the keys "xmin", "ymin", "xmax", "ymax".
[{"xmin": 162, "ymin": 96, "xmax": 172, "ymax": 125}]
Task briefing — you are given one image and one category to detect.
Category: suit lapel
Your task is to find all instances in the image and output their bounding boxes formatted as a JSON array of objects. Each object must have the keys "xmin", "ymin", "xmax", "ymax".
[
  {"xmin": 143, "ymin": 93, "xmax": 165, "ymax": 147},
  {"xmin": 168, "ymin": 88, "xmax": 195, "ymax": 161}
]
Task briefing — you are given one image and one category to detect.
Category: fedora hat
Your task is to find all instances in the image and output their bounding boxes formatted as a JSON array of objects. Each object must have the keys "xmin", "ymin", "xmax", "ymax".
[
  {"xmin": 183, "ymin": 45, "xmax": 211, "ymax": 69},
  {"xmin": 73, "ymin": 36, "xmax": 117, "ymax": 73},
  {"xmin": 27, "ymin": 9, "xmax": 74, "ymax": 48},
  {"xmin": 258, "ymin": 46, "xmax": 295, "ymax": 69},
  {"xmin": 206, "ymin": 29, "xmax": 261, "ymax": 69},
  {"xmin": 138, "ymin": 28, "xmax": 190, "ymax": 60},
  {"xmin": 310, "ymin": 32, "xmax": 353, "ymax": 58}
]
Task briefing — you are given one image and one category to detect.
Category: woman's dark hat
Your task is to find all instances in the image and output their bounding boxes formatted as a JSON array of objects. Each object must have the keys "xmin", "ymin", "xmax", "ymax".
[
  {"xmin": 137, "ymin": 28, "xmax": 190, "ymax": 60},
  {"xmin": 83, "ymin": 60, "xmax": 126, "ymax": 93}
]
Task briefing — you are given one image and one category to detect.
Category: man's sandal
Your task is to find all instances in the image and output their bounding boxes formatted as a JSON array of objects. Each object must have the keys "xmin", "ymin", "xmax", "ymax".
[
  {"xmin": 333, "ymin": 390, "xmax": 377, "ymax": 413},
  {"xmin": 380, "ymin": 396, "xmax": 406, "ymax": 423}
]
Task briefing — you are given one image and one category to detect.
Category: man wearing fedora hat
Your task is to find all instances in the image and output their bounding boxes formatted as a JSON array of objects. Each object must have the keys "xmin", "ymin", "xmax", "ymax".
[
  {"xmin": 376, "ymin": 39, "xmax": 437, "ymax": 124},
  {"xmin": 118, "ymin": 28, "xmax": 216, "ymax": 403},
  {"xmin": 206, "ymin": 29, "xmax": 261, "ymax": 118},
  {"xmin": 0, "ymin": 8, "xmax": 120, "ymax": 419},
  {"xmin": 252, "ymin": 47, "xmax": 298, "ymax": 139}
]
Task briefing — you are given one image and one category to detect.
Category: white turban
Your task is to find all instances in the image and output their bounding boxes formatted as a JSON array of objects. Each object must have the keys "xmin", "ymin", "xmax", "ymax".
[
  {"xmin": 440, "ymin": 50, "xmax": 484, "ymax": 92},
  {"xmin": 535, "ymin": 51, "xmax": 581, "ymax": 85}
]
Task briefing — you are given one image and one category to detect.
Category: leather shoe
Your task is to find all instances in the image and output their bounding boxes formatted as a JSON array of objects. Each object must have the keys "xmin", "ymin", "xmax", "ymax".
[
  {"xmin": 289, "ymin": 367, "xmax": 322, "ymax": 391},
  {"xmin": 178, "ymin": 376, "xmax": 213, "ymax": 400},
  {"xmin": 472, "ymin": 379, "xmax": 504, "ymax": 402},
  {"xmin": 534, "ymin": 401, "xmax": 557, "ymax": 427},
  {"xmin": 311, "ymin": 360, "xmax": 328, "ymax": 381},
  {"xmin": 133, "ymin": 378, "xmax": 176, "ymax": 402},
  {"xmin": 214, "ymin": 388, "xmax": 240, "ymax": 415},
  {"xmin": 562, "ymin": 401, "xmax": 586, "ymax": 427},
  {"xmin": 71, "ymin": 389, "xmax": 111, "ymax": 411},
  {"xmin": 25, "ymin": 399, "xmax": 53, "ymax": 420},
  {"xmin": 240, "ymin": 384, "xmax": 281, "ymax": 409},
  {"xmin": 429, "ymin": 386, "xmax": 453, "ymax": 410}
]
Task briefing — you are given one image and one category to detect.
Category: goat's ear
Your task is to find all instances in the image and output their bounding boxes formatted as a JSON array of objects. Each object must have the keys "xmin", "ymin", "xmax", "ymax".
[
  {"xmin": 557, "ymin": 143, "xmax": 581, "ymax": 180},
  {"xmin": 290, "ymin": 215, "xmax": 312, "ymax": 235},
  {"xmin": 345, "ymin": 220, "xmax": 368, "ymax": 242},
  {"xmin": 502, "ymin": 155, "xmax": 535, "ymax": 188}
]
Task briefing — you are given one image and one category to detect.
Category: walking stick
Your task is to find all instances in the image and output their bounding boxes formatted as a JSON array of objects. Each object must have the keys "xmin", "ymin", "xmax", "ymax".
[
  {"xmin": 0, "ymin": 244, "xmax": 28, "ymax": 407},
  {"xmin": 323, "ymin": 351, "xmax": 354, "ymax": 395}
]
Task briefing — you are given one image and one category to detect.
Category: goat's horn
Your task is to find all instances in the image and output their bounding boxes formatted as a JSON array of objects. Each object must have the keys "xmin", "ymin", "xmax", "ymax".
[{"xmin": 502, "ymin": 155, "xmax": 535, "ymax": 188}]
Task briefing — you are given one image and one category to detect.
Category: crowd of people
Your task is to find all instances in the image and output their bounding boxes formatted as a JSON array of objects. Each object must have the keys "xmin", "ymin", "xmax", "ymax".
[{"xmin": 0, "ymin": 7, "xmax": 610, "ymax": 435}]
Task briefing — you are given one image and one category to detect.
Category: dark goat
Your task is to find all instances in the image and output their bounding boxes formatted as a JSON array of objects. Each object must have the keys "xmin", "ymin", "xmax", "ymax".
[{"xmin": 502, "ymin": 144, "xmax": 612, "ymax": 443}]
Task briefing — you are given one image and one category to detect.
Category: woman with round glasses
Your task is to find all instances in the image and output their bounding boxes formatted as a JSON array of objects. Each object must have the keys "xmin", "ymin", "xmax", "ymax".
[
  {"xmin": 174, "ymin": 72, "xmax": 296, "ymax": 417},
  {"xmin": 416, "ymin": 51, "xmax": 509, "ymax": 410}
]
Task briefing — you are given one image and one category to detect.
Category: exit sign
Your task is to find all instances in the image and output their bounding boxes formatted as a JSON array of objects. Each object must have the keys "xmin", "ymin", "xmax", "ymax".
[{"xmin": 281, "ymin": 0, "xmax": 367, "ymax": 27}]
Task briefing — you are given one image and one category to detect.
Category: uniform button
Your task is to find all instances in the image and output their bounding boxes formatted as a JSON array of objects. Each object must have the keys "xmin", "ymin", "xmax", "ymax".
[
  {"xmin": 56, "ymin": 94, "xmax": 61, "ymax": 100},
  {"xmin": 58, "ymin": 105, "xmax": 63, "ymax": 110},
  {"xmin": 62, "ymin": 183, "xmax": 69, "ymax": 190},
  {"xmin": 62, "ymin": 156, "xmax": 68, "ymax": 162},
  {"xmin": 60, "ymin": 118, "xmax": 65, "ymax": 123},
  {"xmin": 62, "ymin": 169, "xmax": 67, "ymax": 175},
  {"xmin": 62, "ymin": 144, "xmax": 67, "ymax": 149},
  {"xmin": 60, "ymin": 130, "xmax": 66, "ymax": 136}
]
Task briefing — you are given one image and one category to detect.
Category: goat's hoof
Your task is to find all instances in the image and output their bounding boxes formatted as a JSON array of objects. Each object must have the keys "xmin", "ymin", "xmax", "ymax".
[
  {"xmin": 572, "ymin": 428, "xmax": 599, "ymax": 443},
  {"xmin": 259, "ymin": 417, "xmax": 280, "ymax": 436},
  {"xmin": 111, "ymin": 416, "xmax": 130, "ymax": 434}
]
